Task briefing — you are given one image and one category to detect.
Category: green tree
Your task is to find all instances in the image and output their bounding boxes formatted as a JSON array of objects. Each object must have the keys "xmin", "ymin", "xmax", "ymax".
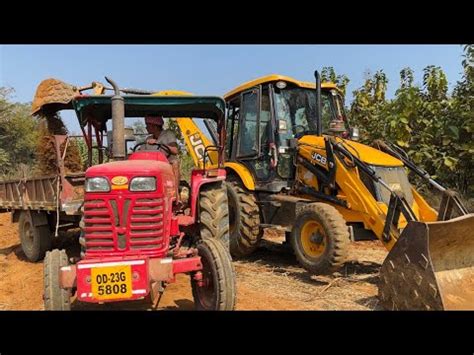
[
  {"xmin": 0, "ymin": 87, "xmax": 40, "ymax": 177},
  {"xmin": 321, "ymin": 66, "xmax": 350, "ymax": 96},
  {"xmin": 349, "ymin": 70, "xmax": 389, "ymax": 142}
]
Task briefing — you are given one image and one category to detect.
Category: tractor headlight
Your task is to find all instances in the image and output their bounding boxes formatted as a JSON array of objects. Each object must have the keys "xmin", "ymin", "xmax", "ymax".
[
  {"xmin": 130, "ymin": 177, "xmax": 156, "ymax": 192},
  {"xmin": 85, "ymin": 177, "xmax": 110, "ymax": 192}
]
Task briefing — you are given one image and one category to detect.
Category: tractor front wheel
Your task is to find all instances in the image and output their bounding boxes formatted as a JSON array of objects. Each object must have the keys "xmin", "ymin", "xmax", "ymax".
[
  {"xmin": 291, "ymin": 203, "xmax": 349, "ymax": 274},
  {"xmin": 191, "ymin": 238, "xmax": 236, "ymax": 310},
  {"xmin": 44, "ymin": 249, "xmax": 71, "ymax": 310}
]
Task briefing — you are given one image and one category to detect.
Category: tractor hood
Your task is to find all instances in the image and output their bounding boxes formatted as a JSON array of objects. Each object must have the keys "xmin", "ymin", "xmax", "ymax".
[
  {"xmin": 298, "ymin": 135, "xmax": 403, "ymax": 167},
  {"xmin": 86, "ymin": 159, "xmax": 173, "ymax": 177}
]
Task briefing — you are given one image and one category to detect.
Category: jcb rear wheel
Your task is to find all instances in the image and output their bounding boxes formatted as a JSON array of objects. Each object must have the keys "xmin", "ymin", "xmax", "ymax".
[
  {"xmin": 226, "ymin": 179, "xmax": 262, "ymax": 257},
  {"xmin": 291, "ymin": 203, "xmax": 349, "ymax": 274},
  {"xmin": 191, "ymin": 238, "xmax": 236, "ymax": 310},
  {"xmin": 199, "ymin": 182, "xmax": 230, "ymax": 249},
  {"xmin": 44, "ymin": 249, "xmax": 71, "ymax": 310},
  {"xmin": 19, "ymin": 210, "xmax": 52, "ymax": 262}
]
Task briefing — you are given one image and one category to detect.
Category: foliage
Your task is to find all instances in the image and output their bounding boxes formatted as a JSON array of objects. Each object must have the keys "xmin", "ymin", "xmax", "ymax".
[
  {"xmin": 349, "ymin": 45, "xmax": 473, "ymax": 196},
  {"xmin": 0, "ymin": 88, "xmax": 40, "ymax": 177},
  {"xmin": 321, "ymin": 66, "xmax": 350, "ymax": 96}
]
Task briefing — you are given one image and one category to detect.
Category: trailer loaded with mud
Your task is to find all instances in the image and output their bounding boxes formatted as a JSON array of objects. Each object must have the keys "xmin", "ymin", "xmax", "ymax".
[{"xmin": 0, "ymin": 134, "xmax": 85, "ymax": 261}]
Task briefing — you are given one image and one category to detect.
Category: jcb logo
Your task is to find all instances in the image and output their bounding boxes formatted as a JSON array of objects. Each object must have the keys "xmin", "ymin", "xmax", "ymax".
[
  {"xmin": 311, "ymin": 152, "xmax": 327, "ymax": 167},
  {"xmin": 189, "ymin": 133, "xmax": 208, "ymax": 164}
]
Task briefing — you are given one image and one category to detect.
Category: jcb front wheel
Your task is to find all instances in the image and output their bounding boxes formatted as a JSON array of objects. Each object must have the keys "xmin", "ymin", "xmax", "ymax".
[
  {"xmin": 44, "ymin": 249, "xmax": 71, "ymax": 310},
  {"xmin": 291, "ymin": 203, "xmax": 349, "ymax": 274},
  {"xmin": 226, "ymin": 179, "xmax": 262, "ymax": 257},
  {"xmin": 191, "ymin": 238, "xmax": 236, "ymax": 310}
]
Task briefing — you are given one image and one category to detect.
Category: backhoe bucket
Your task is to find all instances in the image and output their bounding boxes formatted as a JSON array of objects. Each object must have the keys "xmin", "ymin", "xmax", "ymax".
[
  {"xmin": 31, "ymin": 78, "xmax": 79, "ymax": 115},
  {"xmin": 379, "ymin": 214, "xmax": 474, "ymax": 310}
]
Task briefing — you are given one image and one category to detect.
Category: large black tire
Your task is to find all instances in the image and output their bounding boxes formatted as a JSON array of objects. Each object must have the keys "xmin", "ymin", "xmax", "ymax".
[
  {"xmin": 191, "ymin": 238, "xmax": 236, "ymax": 310},
  {"xmin": 44, "ymin": 249, "xmax": 71, "ymax": 310},
  {"xmin": 226, "ymin": 179, "xmax": 262, "ymax": 257},
  {"xmin": 291, "ymin": 203, "xmax": 349, "ymax": 274},
  {"xmin": 19, "ymin": 210, "xmax": 52, "ymax": 262},
  {"xmin": 199, "ymin": 182, "xmax": 230, "ymax": 249}
]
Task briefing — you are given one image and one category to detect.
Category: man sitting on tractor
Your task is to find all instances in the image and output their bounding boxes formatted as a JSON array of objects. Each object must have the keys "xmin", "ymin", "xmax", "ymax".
[{"xmin": 141, "ymin": 115, "xmax": 181, "ymax": 202}]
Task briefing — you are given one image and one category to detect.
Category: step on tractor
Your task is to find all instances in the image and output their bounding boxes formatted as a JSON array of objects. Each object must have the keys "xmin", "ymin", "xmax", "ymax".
[
  {"xmin": 177, "ymin": 72, "xmax": 474, "ymax": 310},
  {"xmin": 32, "ymin": 77, "xmax": 235, "ymax": 310}
]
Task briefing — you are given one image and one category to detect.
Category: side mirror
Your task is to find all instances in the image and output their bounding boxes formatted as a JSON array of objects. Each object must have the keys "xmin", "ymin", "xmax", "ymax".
[{"xmin": 351, "ymin": 127, "xmax": 360, "ymax": 141}]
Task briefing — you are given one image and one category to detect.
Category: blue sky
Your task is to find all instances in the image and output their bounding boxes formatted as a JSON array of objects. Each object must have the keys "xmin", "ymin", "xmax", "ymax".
[{"xmin": 0, "ymin": 45, "xmax": 466, "ymax": 134}]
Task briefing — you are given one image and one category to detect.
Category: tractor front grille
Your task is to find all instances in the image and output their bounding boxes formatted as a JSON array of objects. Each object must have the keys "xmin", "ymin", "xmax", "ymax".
[
  {"xmin": 129, "ymin": 198, "xmax": 165, "ymax": 250},
  {"xmin": 360, "ymin": 166, "xmax": 414, "ymax": 206},
  {"xmin": 83, "ymin": 197, "xmax": 165, "ymax": 254},
  {"xmin": 83, "ymin": 199, "xmax": 114, "ymax": 250}
]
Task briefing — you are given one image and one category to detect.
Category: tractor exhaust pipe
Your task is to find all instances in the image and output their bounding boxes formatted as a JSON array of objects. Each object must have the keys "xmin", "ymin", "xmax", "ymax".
[
  {"xmin": 105, "ymin": 76, "xmax": 125, "ymax": 160},
  {"xmin": 314, "ymin": 70, "xmax": 322, "ymax": 136}
]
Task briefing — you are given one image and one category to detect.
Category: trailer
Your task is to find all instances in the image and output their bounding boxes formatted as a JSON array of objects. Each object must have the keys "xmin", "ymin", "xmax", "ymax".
[{"xmin": 0, "ymin": 135, "xmax": 85, "ymax": 261}]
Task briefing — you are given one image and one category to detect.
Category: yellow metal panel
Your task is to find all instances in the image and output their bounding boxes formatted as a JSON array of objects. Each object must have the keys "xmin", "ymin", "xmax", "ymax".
[
  {"xmin": 176, "ymin": 118, "xmax": 219, "ymax": 169},
  {"xmin": 152, "ymin": 90, "xmax": 193, "ymax": 96},
  {"xmin": 412, "ymin": 188, "xmax": 438, "ymax": 222},
  {"xmin": 224, "ymin": 74, "xmax": 340, "ymax": 100},
  {"xmin": 224, "ymin": 162, "xmax": 255, "ymax": 190},
  {"xmin": 298, "ymin": 135, "xmax": 403, "ymax": 167}
]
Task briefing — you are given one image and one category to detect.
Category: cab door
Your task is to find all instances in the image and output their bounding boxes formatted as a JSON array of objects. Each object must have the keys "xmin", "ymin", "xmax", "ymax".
[{"xmin": 233, "ymin": 86, "xmax": 274, "ymax": 183}]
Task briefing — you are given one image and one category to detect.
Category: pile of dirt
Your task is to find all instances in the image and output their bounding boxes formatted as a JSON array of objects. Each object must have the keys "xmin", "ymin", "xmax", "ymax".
[{"xmin": 35, "ymin": 113, "xmax": 83, "ymax": 175}]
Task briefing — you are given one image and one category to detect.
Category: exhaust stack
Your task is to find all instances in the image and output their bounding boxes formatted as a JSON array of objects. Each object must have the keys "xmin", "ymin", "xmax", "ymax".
[
  {"xmin": 314, "ymin": 70, "xmax": 322, "ymax": 136},
  {"xmin": 105, "ymin": 77, "xmax": 125, "ymax": 160}
]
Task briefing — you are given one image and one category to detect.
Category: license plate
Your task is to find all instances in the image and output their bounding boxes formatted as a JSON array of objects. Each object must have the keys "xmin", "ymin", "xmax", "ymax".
[{"xmin": 91, "ymin": 265, "xmax": 133, "ymax": 300}]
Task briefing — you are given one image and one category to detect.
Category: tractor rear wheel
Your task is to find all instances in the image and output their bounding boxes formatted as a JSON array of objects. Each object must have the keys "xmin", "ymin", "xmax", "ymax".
[
  {"xmin": 44, "ymin": 249, "xmax": 71, "ymax": 310},
  {"xmin": 226, "ymin": 179, "xmax": 262, "ymax": 257},
  {"xmin": 199, "ymin": 182, "xmax": 230, "ymax": 249},
  {"xmin": 291, "ymin": 203, "xmax": 349, "ymax": 274},
  {"xmin": 191, "ymin": 238, "xmax": 236, "ymax": 310},
  {"xmin": 19, "ymin": 210, "xmax": 52, "ymax": 262}
]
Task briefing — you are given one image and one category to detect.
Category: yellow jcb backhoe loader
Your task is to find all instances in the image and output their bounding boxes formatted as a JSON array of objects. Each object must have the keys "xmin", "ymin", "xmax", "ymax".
[{"xmin": 175, "ymin": 73, "xmax": 474, "ymax": 311}]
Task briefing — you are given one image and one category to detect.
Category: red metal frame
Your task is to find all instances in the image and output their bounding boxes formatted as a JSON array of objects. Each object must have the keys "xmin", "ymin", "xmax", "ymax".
[
  {"xmin": 60, "ymin": 255, "xmax": 202, "ymax": 303},
  {"xmin": 58, "ymin": 150, "xmax": 225, "ymax": 304}
]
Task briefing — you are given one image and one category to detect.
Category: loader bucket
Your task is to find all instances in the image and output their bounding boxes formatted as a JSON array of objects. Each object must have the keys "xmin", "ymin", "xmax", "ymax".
[
  {"xmin": 379, "ymin": 214, "xmax": 474, "ymax": 310},
  {"xmin": 31, "ymin": 78, "xmax": 79, "ymax": 115}
]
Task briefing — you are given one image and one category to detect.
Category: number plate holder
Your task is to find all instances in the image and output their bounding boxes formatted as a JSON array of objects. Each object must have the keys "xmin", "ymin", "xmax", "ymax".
[
  {"xmin": 76, "ymin": 259, "xmax": 149, "ymax": 303},
  {"xmin": 91, "ymin": 265, "xmax": 132, "ymax": 300}
]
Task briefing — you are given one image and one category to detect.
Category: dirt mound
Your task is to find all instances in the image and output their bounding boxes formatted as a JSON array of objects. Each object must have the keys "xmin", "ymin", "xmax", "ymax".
[{"xmin": 36, "ymin": 114, "xmax": 83, "ymax": 175}]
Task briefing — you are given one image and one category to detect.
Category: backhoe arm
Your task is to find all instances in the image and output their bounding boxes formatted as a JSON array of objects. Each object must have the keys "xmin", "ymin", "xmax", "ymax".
[{"xmin": 175, "ymin": 118, "xmax": 219, "ymax": 169}]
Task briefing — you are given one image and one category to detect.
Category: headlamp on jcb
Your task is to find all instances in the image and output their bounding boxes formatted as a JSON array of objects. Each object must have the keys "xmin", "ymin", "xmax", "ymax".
[
  {"xmin": 130, "ymin": 177, "xmax": 156, "ymax": 192},
  {"xmin": 85, "ymin": 177, "xmax": 110, "ymax": 192}
]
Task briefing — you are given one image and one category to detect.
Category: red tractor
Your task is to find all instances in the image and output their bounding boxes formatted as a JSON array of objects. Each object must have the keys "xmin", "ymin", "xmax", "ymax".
[{"xmin": 43, "ymin": 78, "xmax": 236, "ymax": 310}]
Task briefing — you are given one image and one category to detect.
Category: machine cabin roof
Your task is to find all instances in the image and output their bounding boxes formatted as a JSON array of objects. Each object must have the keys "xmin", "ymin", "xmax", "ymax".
[
  {"xmin": 72, "ymin": 95, "xmax": 226, "ymax": 128},
  {"xmin": 224, "ymin": 74, "xmax": 341, "ymax": 100}
]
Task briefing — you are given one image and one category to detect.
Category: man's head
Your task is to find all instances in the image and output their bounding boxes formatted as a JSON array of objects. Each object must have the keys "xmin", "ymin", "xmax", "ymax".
[{"xmin": 145, "ymin": 115, "xmax": 164, "ymax": 136}]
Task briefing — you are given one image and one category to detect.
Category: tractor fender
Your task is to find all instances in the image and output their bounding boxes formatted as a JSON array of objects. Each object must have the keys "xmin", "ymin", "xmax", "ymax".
[{"xmin": 189, "ymin": 169, "xmax": 227, "ymax": 218}]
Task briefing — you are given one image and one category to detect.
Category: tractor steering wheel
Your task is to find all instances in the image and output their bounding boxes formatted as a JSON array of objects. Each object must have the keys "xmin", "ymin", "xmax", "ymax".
[{"xmin": 132, "ymin": 141, "xmax": 172, "ymax": 156}]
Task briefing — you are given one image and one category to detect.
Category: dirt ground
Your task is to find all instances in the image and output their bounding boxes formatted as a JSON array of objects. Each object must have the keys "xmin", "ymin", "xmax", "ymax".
[{"xmin": 0, "ymin": 212, "xmax": 387, "ymax": 310}]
